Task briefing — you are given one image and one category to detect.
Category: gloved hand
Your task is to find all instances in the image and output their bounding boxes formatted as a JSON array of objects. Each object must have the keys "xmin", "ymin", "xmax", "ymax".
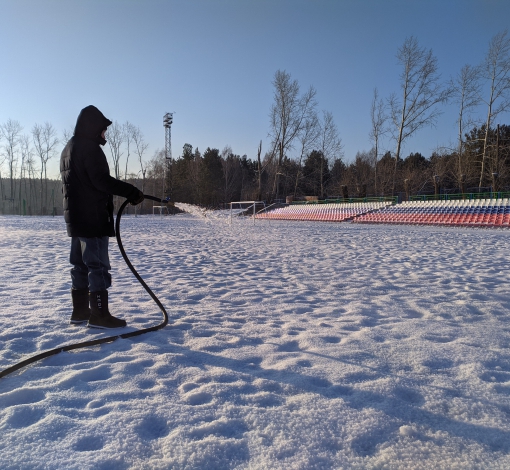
[{"xmin": 127, "ymin": 187, "xmax": 144, "ymax": 205}]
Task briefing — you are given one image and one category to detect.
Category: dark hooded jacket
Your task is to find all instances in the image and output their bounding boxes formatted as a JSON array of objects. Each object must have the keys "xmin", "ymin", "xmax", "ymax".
[{"xmin": 60, "ymin": 105, "xmax": 139, "ymax": 237}]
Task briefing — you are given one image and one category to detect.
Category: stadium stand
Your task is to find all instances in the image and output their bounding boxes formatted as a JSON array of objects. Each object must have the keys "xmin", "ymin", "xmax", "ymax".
[
  {"xmin": 255, "ymin": 202, "xmax": 391, "ymax": 222},
  {"xmin": 353, "ymin": 198, "xmax": 510, "ymax": 227}
]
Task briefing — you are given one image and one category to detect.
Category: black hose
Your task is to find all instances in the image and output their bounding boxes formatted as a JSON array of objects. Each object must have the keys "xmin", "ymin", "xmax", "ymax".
[{"xmin": 0, "ymin": 195, "xmax": 169, "ymax": 379}]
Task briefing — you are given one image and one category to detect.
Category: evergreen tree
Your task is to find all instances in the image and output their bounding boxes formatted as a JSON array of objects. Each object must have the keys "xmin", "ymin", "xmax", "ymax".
[
  {"xmin": 200, "ymin": 148, "xmax": 224, "ymax": 207},
  {"xmin": 171, "ymin": 143, "xmax": 195, "ymax": 203},
  {"xmin": 302, "ymin": 150, "xmax": 330, "ymax": 197}
]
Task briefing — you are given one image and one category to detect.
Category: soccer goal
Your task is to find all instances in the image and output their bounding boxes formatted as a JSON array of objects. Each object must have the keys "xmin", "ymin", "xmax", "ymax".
[{"xmin": 229, "ymin": 201, "xmax": 266, "ymax": 224}]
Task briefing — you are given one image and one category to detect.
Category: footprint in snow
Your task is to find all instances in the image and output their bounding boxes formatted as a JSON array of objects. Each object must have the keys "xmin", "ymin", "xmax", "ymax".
[
  {"xmin": 185, "ymin": 391, "xmax": 213, "ymax": 406},
  {"xmin": 73, "ymin": 435, "xmax": 105, "ymax": 452},
  {"xmin": 296, "ymin": 360, "xmax": 312, "ymax": 368},
  {"xmin": 188, "ymin": 419, "xmax": 248, "ymax": 440},
  {"xmin": 63, "ymin": 365, "xmax": 112, "ymax": 384},
  {"xmin": 320, "ymin": 336, "xmax": 342, "ymax": 344},
  {"xmin": 180, "ymin": 382, "xmax": 200, "ymax": 393},
  {"xmin": 6, "ymin": 406, "xmax": 46, "ymax": 428},
  {"xmin": 422, "ymin": 333, "xmax": 457, "ymax": 343},
  {"xmin": 277, "ymin": 340, "xmax": 301, "ymax": 352},
  {"xmin": 0, "ymin": 388, "xmax": 46, "ymax": 407},
  {"xmin": 480, "ymin": 371, "xmax": 510, "ymax": 383},
  {"xmin": 135, "ymin": 415, "xmax": 169, "ymax": 440},
  {"xmin": 483, "ymin": 359, "xmax": 510, "ymax": 372}
]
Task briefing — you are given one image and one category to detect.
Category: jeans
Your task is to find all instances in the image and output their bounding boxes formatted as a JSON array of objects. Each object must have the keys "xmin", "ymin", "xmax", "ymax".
[{"xmin": 70, "ymin": 237, "xmax": 112, "ymax": 292}]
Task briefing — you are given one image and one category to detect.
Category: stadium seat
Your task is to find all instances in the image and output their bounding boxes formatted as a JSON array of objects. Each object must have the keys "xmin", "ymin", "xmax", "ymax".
[
  {"xmin": 255, "ymin": 201, "xmax": 391, "ymax": 223},
  {"xmin": 352, "ymin": 198, "xmax": 510, "ymax": 228}
]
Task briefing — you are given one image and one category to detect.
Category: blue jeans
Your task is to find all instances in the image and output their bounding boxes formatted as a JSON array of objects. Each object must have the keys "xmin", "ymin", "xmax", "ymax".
[{"xmin": 70, "ymin": 237, "xmax": 112, "ymax": 292}]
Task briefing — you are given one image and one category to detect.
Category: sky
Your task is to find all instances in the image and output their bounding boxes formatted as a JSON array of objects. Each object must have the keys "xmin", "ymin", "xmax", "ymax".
[{"xmin": 1, "ymin": 0, "xmax": 510, "ymax": 179}]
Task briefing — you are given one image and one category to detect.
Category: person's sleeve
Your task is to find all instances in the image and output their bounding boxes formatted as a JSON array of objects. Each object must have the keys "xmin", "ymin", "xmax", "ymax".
[{"xmin": 85, "ymin": 146, "xmax": 140, "ymax": 198}]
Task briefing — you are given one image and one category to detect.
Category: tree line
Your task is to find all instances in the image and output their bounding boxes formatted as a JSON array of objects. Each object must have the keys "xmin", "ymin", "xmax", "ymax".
[
  {"xmin": 0, "ymin": 120, "xmax": 152, "ymax": 215},
  {"xmin": 1, "ymin": 30, "xmax": 510, "ymax": 215},
  {"xmin": 162, "ymin": 29, "xmax": 510, "ymax": 206},
  {"xmin": 161, "ymin": 122, "xmax": 509, "ymax": 208}
]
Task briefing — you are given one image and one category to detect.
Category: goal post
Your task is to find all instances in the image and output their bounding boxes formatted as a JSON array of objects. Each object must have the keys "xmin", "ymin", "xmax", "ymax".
[{"xmin": 229, "ymin": 201, "xmax": 266, "ymax": 224}]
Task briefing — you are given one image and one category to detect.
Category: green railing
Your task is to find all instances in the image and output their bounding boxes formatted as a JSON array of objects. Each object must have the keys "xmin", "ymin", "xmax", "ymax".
[
  {"xmin": 410, "ymin": 191, "xmax": 510, "ymax": 202},
  {"xmin": 291, "ymin": 196, "xmax": 397, "ymax": 205}
]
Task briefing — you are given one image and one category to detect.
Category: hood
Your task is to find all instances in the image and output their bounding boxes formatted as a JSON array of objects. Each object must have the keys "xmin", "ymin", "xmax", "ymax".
[{"xmin": 74, "ymin": 105, "xmax": 112, "ymax": 146}]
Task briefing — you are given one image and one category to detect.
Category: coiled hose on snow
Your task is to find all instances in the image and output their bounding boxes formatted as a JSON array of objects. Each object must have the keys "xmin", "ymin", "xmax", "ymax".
[{"xmin": 0, "ymin": 195, "xmax": 169, "ymax": 379}]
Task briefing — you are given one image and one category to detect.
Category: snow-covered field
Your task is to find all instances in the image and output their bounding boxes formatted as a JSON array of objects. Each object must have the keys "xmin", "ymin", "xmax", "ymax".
[{"xmin": 1, "ymin": 208, "xmax": 510, "ymax": 469}]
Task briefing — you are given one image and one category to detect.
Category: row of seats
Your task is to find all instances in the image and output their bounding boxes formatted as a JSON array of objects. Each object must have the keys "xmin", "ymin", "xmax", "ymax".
[
  {"xmin": 354, "ymin": 199, "xmax": 510, "ymax": 227},
  {"xmin": 255, "ymin": 202, "xmax": 390, "ymax": 222},
  {"xmin": 398, "ymin": 198, "xmax": 508, "ymax": 206},
  {"xmin": 255, "ymin": 199, "xmax": 510, "ymax": 227}
]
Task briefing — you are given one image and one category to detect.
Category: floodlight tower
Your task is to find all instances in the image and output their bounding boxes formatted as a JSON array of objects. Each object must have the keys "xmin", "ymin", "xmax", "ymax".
[
  {"xmin": 164, "ymin": 112, "xmax": 173, "ymax": 161},
  {"xmin": 163, "ymin": 113, "xmax": 173, "ymax": 199}
]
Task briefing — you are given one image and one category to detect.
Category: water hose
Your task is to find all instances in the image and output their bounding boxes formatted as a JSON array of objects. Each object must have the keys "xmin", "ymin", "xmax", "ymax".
[{"xmin": 0, "ymin": 195, "xmax": 169, "ymax": 379}]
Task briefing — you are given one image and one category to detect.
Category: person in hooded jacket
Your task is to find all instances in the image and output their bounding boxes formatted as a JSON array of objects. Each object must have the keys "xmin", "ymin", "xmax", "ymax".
[{"xmin": 60, "ymin": 105, "xmax": 144, "ymax": 329}]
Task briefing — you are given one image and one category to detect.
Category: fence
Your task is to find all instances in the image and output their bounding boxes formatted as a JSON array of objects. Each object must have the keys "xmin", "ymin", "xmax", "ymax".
[
  {"xmin": 291, "ymin": 196, "xmax": 398, "ymax": 205},
  {"xmin": 410, "ymin": 191, "xmax": 510, "ymax": 202}
]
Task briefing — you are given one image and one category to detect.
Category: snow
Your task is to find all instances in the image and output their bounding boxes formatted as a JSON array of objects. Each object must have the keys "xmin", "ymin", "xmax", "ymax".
[{"xmin": 1, "ymin": 208, "xmax": 510, "ymax": 469}]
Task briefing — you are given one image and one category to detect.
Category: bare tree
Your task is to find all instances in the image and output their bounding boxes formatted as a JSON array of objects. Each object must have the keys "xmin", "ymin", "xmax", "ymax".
[
  {"xmin": 123, "ymin": 121, "xmax": 135, "ymax": 180},
  {"xmin": 1, "ymin": 119, "xmax": 23, "ymax": 209},
  {"xmin": 293, "ymin": 112, "xmax": 319, "ymax": 197},
  {"xmin": 389, "ymin": 36, "xmax": 451, "ymax": 194},
  {"xmin": 220, "ymin": 146, "xmax": 241, "ymax": 203},
  {"xmin": 106, "ymin": 121, "xmax": 124, "ymax": 179},
  {"xmin": 62, "ymin": 126, "xmax": 74, "ymax": 144},
  {"xmin": 130, "ymin": 125, "xmax": 149, "ymax": 213},
  {"xmin": 32, "ymin": 123, "xmax": 46, "ymax": 199},
  {"xmin": 0, "ymin": 151, "xmax": 4, "ymax": 211},
  {"xmin": 42, "ymin": 123, "xmax": 58, "ymax": 208},
  {"xmin": 369, "ymin": 88, "xmax": 388, "ymax": 195},
  {"xmin": 0, "ymin": 128, "xmax": 5, "ymax": 208},
  {"xmin": 19, "ymin": 134, "xmax": 32, "ymax": 215},
  {"xmin": 449, "ymin": 64, "xmax": 482, "ymax": 191},
  {"xmin": 146, "ymin": 150, "xmax": 166, "ymax": 202},
  {"xmin": 256, "ymin": 141, "xmax": 263, "ymax": 200},
  {"xmin": 32, "ymin": 122, "xmax": 58, "ymax": 214},
  {"xmin": 478, "ymin": 30, "xmax": 510, "ymax": 189},
  {"xmin": 132, "ymin": 126, "xmax": 149, "ymax": 193},
  {"xmin": 25, "ymin": 138, "xmax": 38, "ymax": 214},
  {"xmin": 317, "ymin": 111, "xmax": 343, "ymax": 198},
  {"xmin": 269, "ymin": 70, "xmax": 317, "ymax": 199}
]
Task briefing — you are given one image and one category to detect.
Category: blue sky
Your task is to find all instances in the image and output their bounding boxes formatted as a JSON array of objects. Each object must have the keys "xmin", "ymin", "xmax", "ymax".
[{"xmin": 1, "ymin": 0, "xmax": 510, "ymax": 178}]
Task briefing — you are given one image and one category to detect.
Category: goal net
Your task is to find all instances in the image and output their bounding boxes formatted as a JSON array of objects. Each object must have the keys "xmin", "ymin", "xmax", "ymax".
[{"xmin": 229, "ymin": 201, "xmax": 266, "ymax": 223}]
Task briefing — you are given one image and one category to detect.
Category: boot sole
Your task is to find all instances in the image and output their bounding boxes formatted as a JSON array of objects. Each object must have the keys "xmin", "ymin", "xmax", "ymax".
[{"xmin": 88, "ymin": 324, "xmax": 127, "ymax": 330}]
